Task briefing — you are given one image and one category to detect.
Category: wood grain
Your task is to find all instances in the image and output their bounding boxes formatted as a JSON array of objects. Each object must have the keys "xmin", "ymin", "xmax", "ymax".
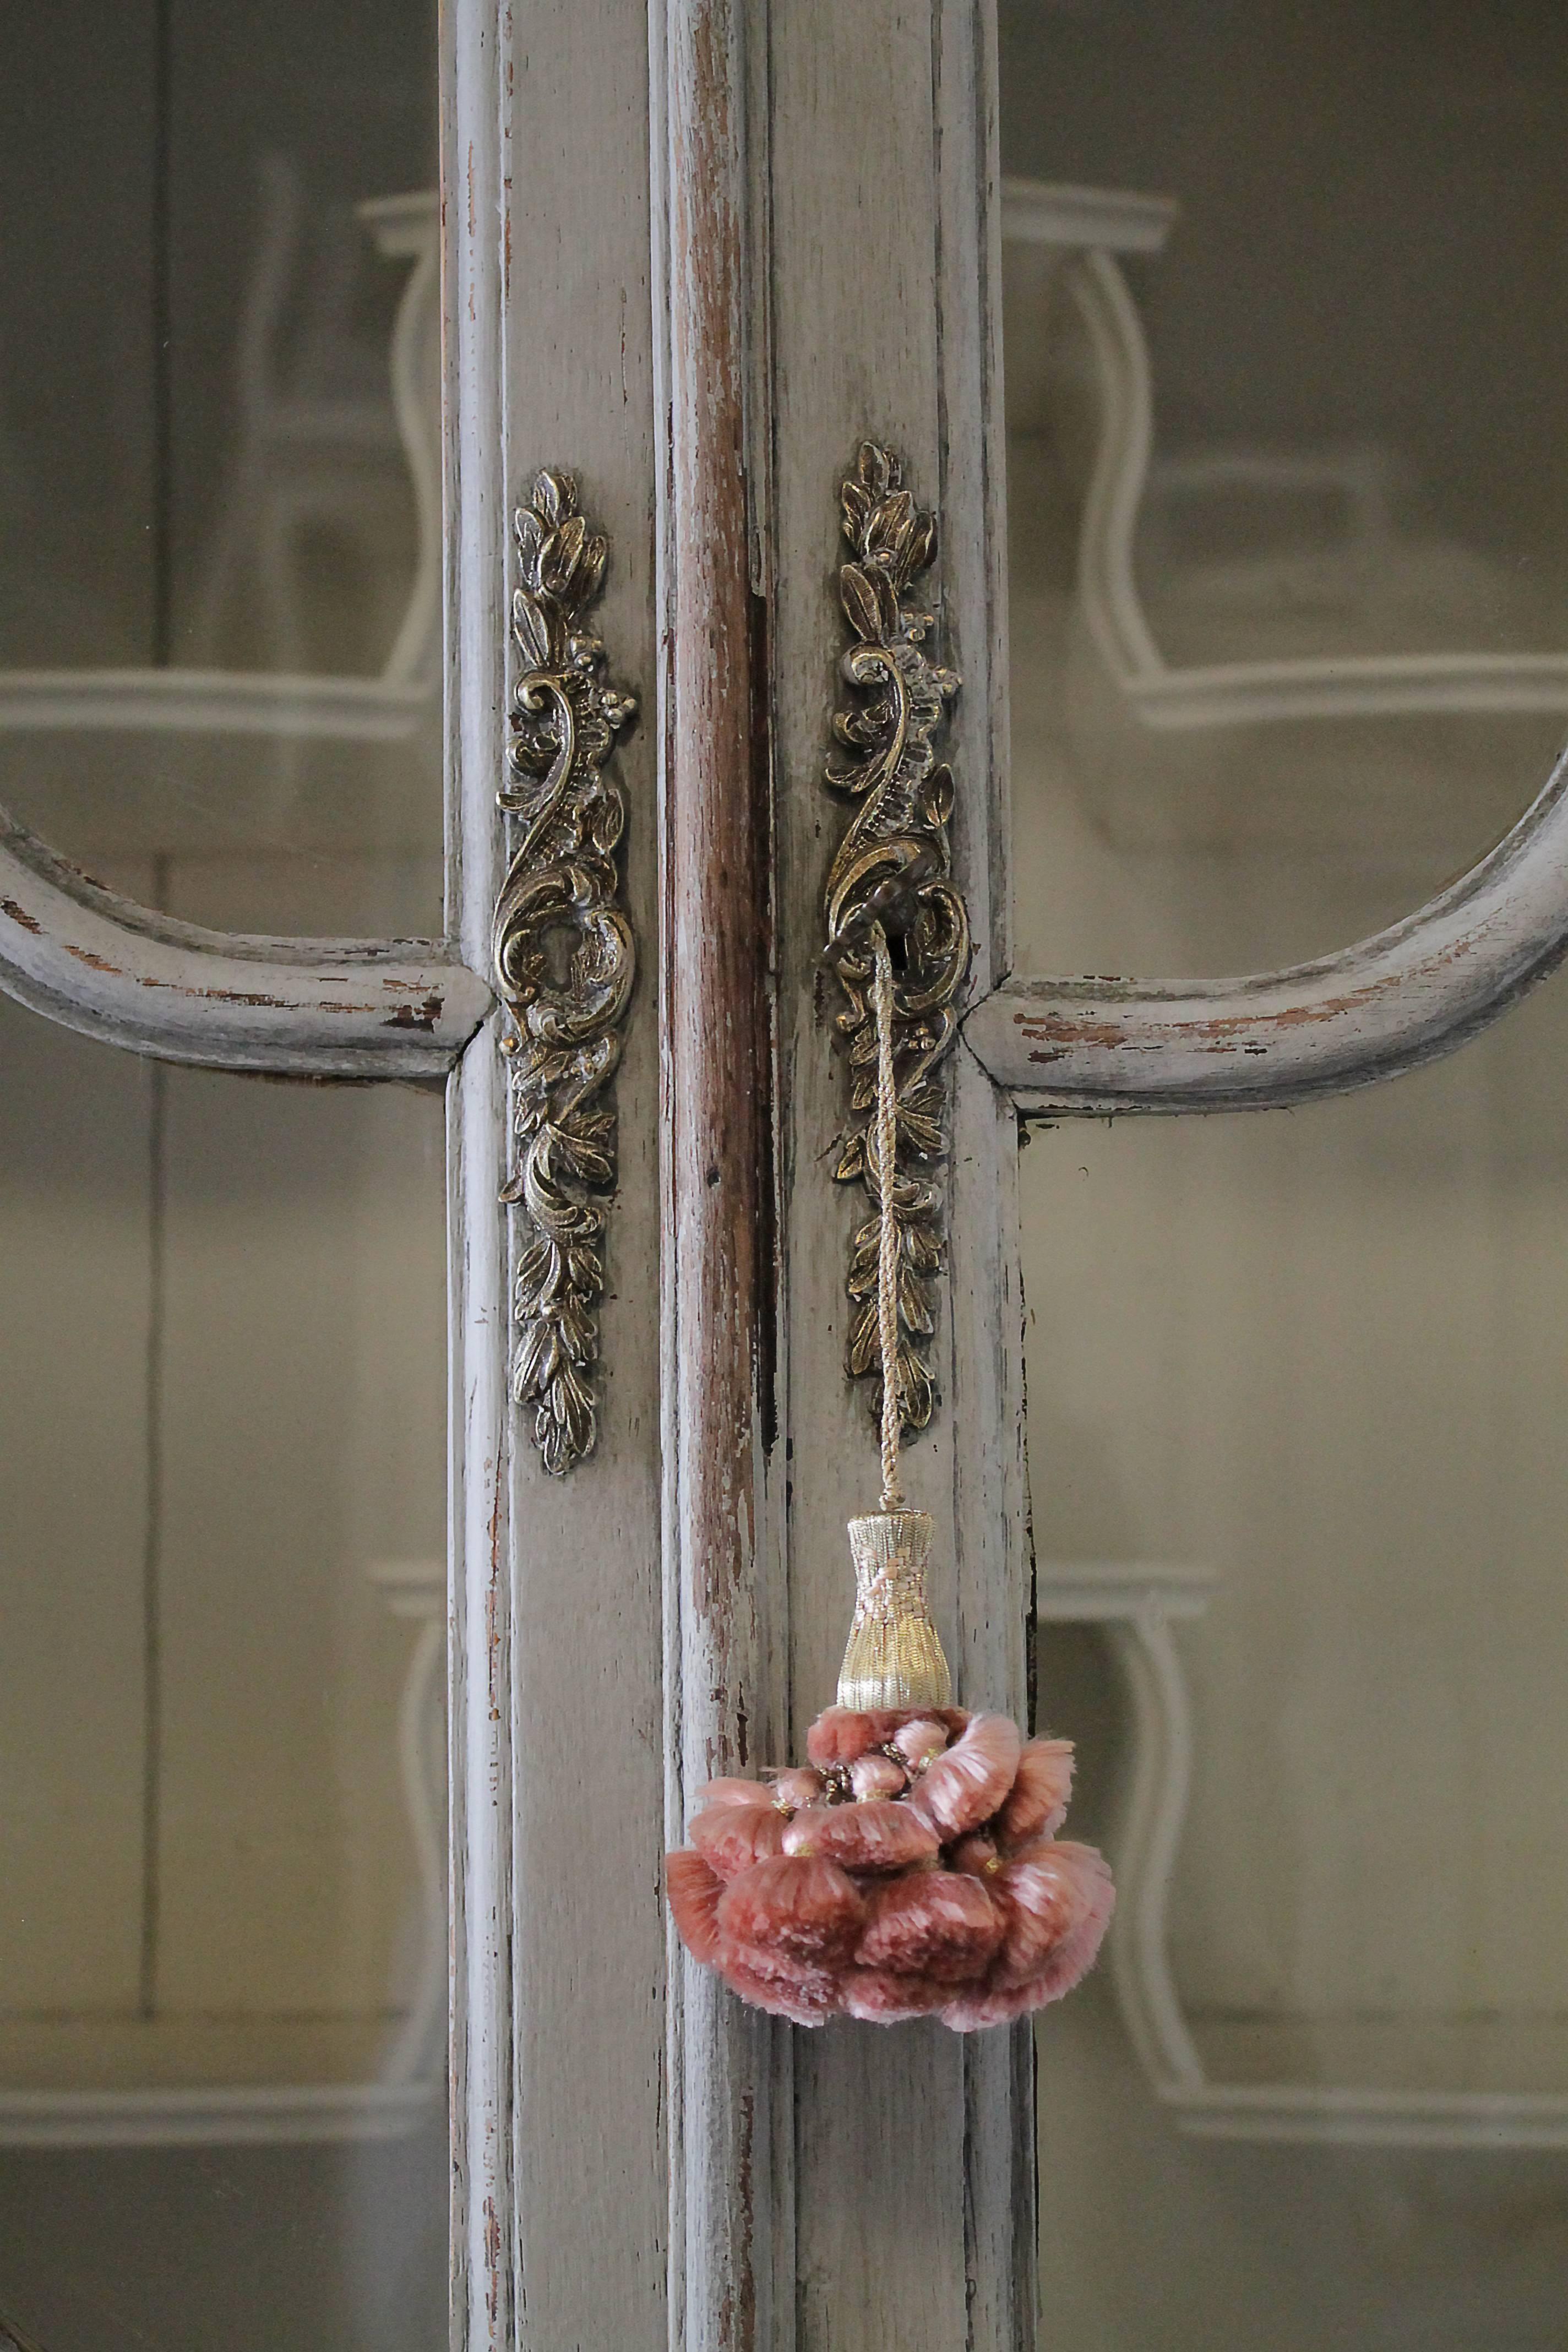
[{"xmin": 658, "ymin": 4, "xmax": 785, "ymax": 2346}]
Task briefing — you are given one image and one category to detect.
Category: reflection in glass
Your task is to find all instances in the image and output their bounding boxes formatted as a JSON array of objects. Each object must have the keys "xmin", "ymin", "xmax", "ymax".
[
  {"xmin": 0, "ymin": 864, "xmax": 447, "ymax": 2348},
  {"xmin": 1002, "ymin": 0, "xmax": 1568, "ymax": 940},
  {"xmin": 0, "ymin": 2, "xmax": 442, "ymax": 933},
  {"xmin": 1003, "ymin": 3, "xmax": 1568, "ymax": 2345},
  {"xmin": 0, "ymin": 7, "xmax": 447, "ymax": 2344}
]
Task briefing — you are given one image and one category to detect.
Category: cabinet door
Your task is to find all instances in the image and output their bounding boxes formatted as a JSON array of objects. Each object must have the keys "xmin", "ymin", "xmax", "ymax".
[
  {"xmin": 993, "ymin": 4, "xmax": 1568, "ymax": 2348},
  {"xmin": 7, "ymin": 4, "xmax": 1568, "ymax": 2349}
]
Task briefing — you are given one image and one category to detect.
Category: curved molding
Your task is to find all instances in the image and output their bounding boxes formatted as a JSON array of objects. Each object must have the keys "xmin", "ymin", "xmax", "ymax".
[
  {"xmin": 366, "ymin": 1559, "xmax": 448, "ymax": 2092},
  {"xmin": 965, "ymin": 741, "xmax": 1568, "ymax": 1113},
  {"xmin": 1036, "ymin": 217, "xmax": 1568, "ymax": 726},
  {"xmin": 0, "ymin": 807, "xmax": 492, "ymax": 1077},
  {"xmin": 1038, "ymin": 1562, "xmax": 1213, "ymax": 2091},
  {"xmin": 1063, "ymin": 247, "xmax": 1166, "ymax": 688},
  {"xmin": 360, "ymin": 193, "xmax": 443, "ymax": 691},
  {"xmin": 1042, "ymin": 1564, "xmax": 1568, "ymax": 2148},
  {"xmin": 1000, "ymin": 177, "xmax": 1175, "ymax": 256}
]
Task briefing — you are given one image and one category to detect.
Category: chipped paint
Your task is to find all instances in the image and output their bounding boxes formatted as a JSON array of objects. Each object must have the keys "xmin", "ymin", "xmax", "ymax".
[
  {"xmin": 483, "ymin": 2193, "xmax": 503, "ymax": 2334},
  {"xmin": 385, "ymin": 995, "xmax": 445, "ymax": 1031},
  {"xmin": 487, "ymin": 1456, "xmax": 505, "ymax": 1726}
]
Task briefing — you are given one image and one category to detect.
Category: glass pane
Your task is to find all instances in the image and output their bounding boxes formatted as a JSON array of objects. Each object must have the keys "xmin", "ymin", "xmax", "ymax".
[
  {"xmin": 1002, "ymin": 0, "xmax": 1568, "ymax": 965},
  {"xmin": 0, "ymin": 2, "xmax": 441, "ymax": 934},
  {"xmin": 0, "ymin": 883, "xmax": 447, "ymax": 2343},
  {"xmin": 1001, "ymin": 4, "xmax": 1568, "ymax": 2344}
]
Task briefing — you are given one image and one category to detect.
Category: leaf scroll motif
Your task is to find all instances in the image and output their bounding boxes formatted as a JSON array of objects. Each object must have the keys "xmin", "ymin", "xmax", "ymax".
[
  {"xmin": 823, "ymin": 442, "xmax": 970, "ymax": 1443},
  {"xmin": 494, "ymin": 471, "xmax": 637, "ymax": 1473}
]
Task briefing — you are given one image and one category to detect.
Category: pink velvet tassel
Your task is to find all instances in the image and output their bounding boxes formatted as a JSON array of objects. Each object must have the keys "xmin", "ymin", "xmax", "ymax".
[
  {"xmin": 849, "ymin": 1752, "xmax": 908, "ymax": 1801},
  {"xmin": 689, "ymin": 1800, "xmax": 788, "ymax": 1880},
  {"xmin": 782, "ymin": 1800, "xmax": 939, "ymax": 1874},
  {"xmin": 857, "ymin": 1867, "xmax": 1004, "ymax": 1982},
  {"xmin": 906, "ymin": 1713, "xmax": 1022, "ymax": 1841},
  {"xmin": 665, "ymin": 1848, "xmax": 725, "ymax": 1966},
  {"xmin": 666, "ymin": 1702, "xmax": 1113, "ymax": 2032},
  {"xmin": 998, "ymin": 1738, "xmax": 1075, "ymax": 1842},
  {"xmin": 696, "ymin": 1775, "xmax": 781, "ymax": 1812},
  {"xmin": 717, "ymin": 1853, "xmax": 866, "ymax": 1965},
  {"xmin": 767, "ymin": 1766, "xmax": 826, "ymax": 1811},
  {"xmin": 723, "ymin": 1951, "xmax": 842, "ymax": 2026},
  {"xmin": 992, "ymin": 1839, "xmax": 1112, "ymax": 1986},
  {"xmin": 841, "ymin": 1966, "xmax": 950, "ymax": 2023},
  {"xmin": 808, "ymin": 1705, "xmax": 968, "ymax": 1768},
  {"xmin": 890, "ymin": 1716, "xmax": 951, "ymax": 1772}
]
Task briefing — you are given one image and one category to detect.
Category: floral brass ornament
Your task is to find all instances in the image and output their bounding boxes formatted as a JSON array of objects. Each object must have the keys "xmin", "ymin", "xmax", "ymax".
[
  {"xmin": 824, "ymin": 442, "xmax": 970, "ymax": 1439},
  {"xmin": 493, "ymin": 471, "xmax": 637, "ymax": 1473}
]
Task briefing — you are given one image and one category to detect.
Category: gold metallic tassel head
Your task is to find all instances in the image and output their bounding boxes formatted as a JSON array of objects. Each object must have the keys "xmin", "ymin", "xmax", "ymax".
[{"xmin": 836, "ymin": 1509, "xmax": 953, "ymax": 1711}]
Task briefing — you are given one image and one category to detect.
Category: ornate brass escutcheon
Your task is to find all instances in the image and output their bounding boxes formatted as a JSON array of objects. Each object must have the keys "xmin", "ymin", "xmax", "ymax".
[{"xmin": 494, "ymin": 471, "xmax": 637, "ymax": 1473}]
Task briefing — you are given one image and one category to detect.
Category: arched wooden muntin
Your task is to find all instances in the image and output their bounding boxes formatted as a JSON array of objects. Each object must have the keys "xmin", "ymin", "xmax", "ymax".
[{"xmin": 4, "ymin": 0, "xmax": 1568, "ymax": 2344}]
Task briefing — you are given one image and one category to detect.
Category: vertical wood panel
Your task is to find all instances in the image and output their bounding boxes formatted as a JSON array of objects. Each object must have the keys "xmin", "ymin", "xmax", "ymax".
[
  {"xmin": 449, "ymin": 2, "xmax": 668, "ymax": 2344},
  {"xmin": 769, "ymin": 3, "xmax": 1032, "ymax": 2344},
  {"xmin": 447, "ymin": 0, "xmax": 1025, "ymax": 2338}
]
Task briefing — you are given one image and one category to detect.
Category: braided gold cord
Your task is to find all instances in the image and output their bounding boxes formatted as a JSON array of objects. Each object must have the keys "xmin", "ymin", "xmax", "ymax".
[{"xmin": 869, "ymin": 924, "xmax": 904, "ymax": 1510}]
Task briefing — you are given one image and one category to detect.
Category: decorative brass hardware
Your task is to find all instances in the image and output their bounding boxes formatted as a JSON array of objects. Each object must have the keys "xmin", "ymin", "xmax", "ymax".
[
  {"xmin": 494, "ymin": 471, "xmax": 637, "ymax": 1473},
  {"xmin": 823, "ymin": 442, "xmax": 971, "ymax": 1440}
]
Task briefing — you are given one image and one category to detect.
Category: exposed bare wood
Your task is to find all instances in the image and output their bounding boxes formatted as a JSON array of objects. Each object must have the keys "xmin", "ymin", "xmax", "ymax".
[
  {"xmin": 657, "ymin": 3, "xmax": 784, "ymax": 2345},
  {"xmin": 965, "ymin": 742, "xmax": 1568, "ymax": 1114},
  {"xmin": 0, "ymin": 807, "xmax": 488, "ymax": 1077}
]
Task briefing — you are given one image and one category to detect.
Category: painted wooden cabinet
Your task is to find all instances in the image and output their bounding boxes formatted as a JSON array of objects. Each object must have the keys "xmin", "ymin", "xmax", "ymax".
[{"xmin": 3, "ymin": 4, "xmax": 1568, "ymax": 2348}]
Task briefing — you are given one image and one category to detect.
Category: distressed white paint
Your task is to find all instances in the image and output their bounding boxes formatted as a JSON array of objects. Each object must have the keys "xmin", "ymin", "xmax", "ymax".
[
  {"xmin": 445, "ymin": 5, "xmax": 667, "ymax": 2348},
  {"xmin": 966, "ymin": 741, "xmax": 1568, "ymax": 1113},
  {"xmin": 0, "ymin": 808, "xmax": 486, "ymax": 1075}
]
